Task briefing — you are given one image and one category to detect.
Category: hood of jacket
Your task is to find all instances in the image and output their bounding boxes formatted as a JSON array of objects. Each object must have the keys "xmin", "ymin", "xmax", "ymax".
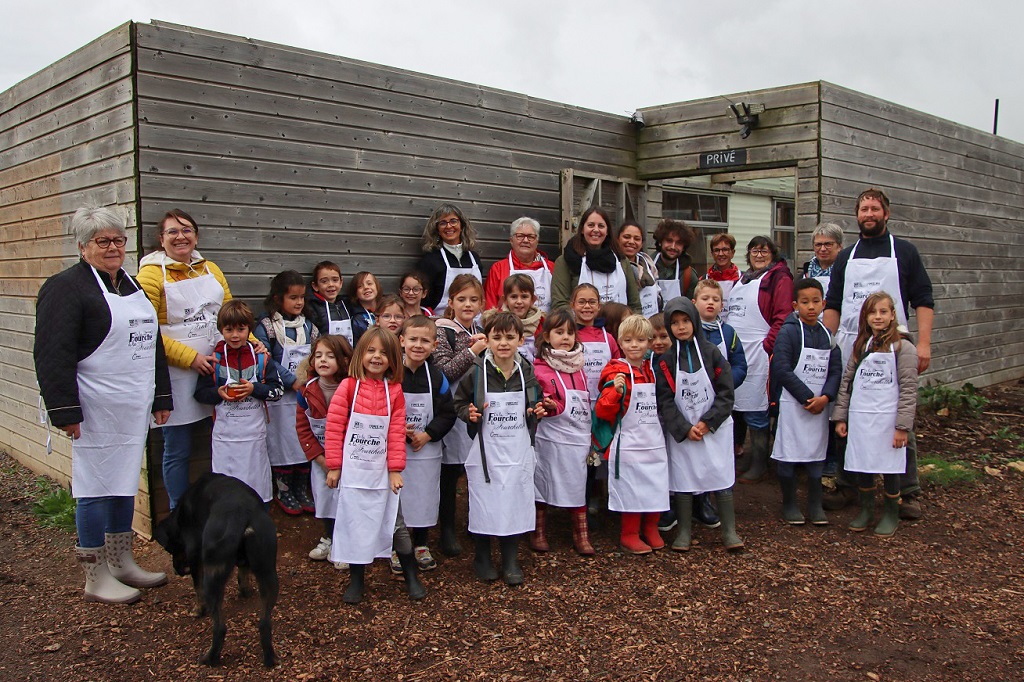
[{"xmin": 662, "ymin": 296, "xmax": 706, "ymax": 346}]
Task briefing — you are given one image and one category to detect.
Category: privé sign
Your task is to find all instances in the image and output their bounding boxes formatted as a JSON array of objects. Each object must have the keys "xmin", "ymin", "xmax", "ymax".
[{"xmin": 699, "ymin": 149, "xmax": 747, "ymax": 169}]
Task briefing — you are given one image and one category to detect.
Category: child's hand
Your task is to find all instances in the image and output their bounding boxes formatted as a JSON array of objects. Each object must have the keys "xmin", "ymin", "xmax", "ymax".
[
  {"xmin": 542, "ymin": 396, "xmax": 557, "ymax": 413},
  {"xmin": 326, "ymin": 469, "xmax": 340, "ymax": 488},
  {"xmin": 613, "ymin": 373, "xmax": 627, "ymax": 394},
  {"xmin": 409, "ymin": 432, "xmax": 432, "ymax": 451},
  {"xmin": 291, "ymin": 378, "xmax": 304, "ymax": 392},
  {"xmin": 217, "ymin": 384, "xmax": 233, "ymax": 402},
  {"xmin": 389, "ymin": 472, "xmax": 404, "ymax": 494},
  {"xmin": 803, "ymin": 395, "xmax": 829, "ymax": 415},
  {"xmin": 687, "ymin": 425, "xmax": 704, "ymax": 441},
  {"xmin": 893, "ymin": 429, "xmax": 908, "ymax": 449},
  {"xmin": 835, "ymin": 422, "xmax": 848, "ymax": 438},
  {"xmin": 532, "ymin": 401, "xmax": 547, "ymax": 419},
  {"xmin": 312, "ymin": 454, "xmax": 327, "ymax": 471},
  {"xmin": 468, "ymin": 403, "xmax": 488, "ymax": 423},
  {"xmin": 469, "ymin": 334, "xmax": 488, "ymax": 355},
  {"xmin": 405, "ymin": 423, "xmax": 416, "ymax": 439}
]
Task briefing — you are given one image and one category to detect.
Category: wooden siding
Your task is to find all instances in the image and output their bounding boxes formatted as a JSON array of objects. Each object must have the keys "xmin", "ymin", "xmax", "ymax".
[
  {"xmin": 0, "ymin": 25, "xmax": 144, "ymax": 520},
  {"xmin": 819, "ymin": 82, "xmax": 1024, "ymax": 388},
  {"xmin": 636, "ymin": 83, "xmax": 820, "ymax": 179}
]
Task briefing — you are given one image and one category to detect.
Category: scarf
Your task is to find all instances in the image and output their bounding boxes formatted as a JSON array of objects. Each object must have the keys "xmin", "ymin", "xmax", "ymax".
[
  {"xmin": 442, "ymin": 242, "xmax": 464, "ymax": 261},
  {"xmin": 541, "ymin": 343, "xmax": 585, "ymax": 374},
  {"xmin": 627, "ymin": 252, "xmax": 658, "ymax": 288},
  {"xmin": 741, "ymin": 262, "xmax": 774, "ymax": 285},
  {"xmin": 271, "ymin": 312, "xmax": 307, "ymax": 346},
  {"xmin": 706, "ymin": 262, "xmax": 739, "ymax": 282},
  {"xmin": 505, "ymin": 304, "xmax": 544, "ymax": 337},
  {"xmin": 561, "ymin": 242, "xmax": 619, "ymax": 275},
  {"xmin": 806, "ymin": 257, "xmax": 832, "ymax": 279}
]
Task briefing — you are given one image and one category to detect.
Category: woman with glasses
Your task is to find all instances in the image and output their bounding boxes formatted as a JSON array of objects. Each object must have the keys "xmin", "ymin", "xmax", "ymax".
[
  {"xmin": 801, "ymin": 222, "xmax": 844, "ymax": 296},
  {"xmin": 416, "ymin": 203, "xmax": 484, "ymax": 317},
  {"xmin": 705, "ymin": 233, "xmax": 740, "ymax": 300},
  {"xmin": 137, "ymin": 209, "xmax": 241, "ymax": 510},
  {"xmin": 484, "ymin": 217, "xmax": 555, "ymax": 312},
  {"xmin": 725, "ymin": 236, "xmax": 794, "ymax": 483},
  {"xmin": 35, "ymin": 206, "xmax": 172, "ymax": 604}
]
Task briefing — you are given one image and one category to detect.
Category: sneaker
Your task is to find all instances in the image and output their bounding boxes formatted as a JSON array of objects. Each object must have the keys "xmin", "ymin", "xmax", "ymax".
[
  {"xmin": 333, "ymin": 561, "xmax": 349, "ymax": 571},
  {"xmin": 415, "ymin": 546, "xmax": 438, "ymax": 571},
  {"xmin": 390, "ymin": 551, "xmax": 403, "ymax": 575},
  {"xmin": 309, "ymin": 537, "xmax": 332, "ymax": 561},
  {"xmin": 657, "ymin": 510, "xmax": 678, "ymax": 532}
]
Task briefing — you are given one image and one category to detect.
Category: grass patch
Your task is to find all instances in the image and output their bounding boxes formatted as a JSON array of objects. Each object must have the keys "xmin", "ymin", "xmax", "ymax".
[
  {"xmin": 918, "ymin": 456, "xmax": 980, "ymax": 487},
  {"xmin": 32, "ymin": 478, "xmax": 76, "ymax": 533}
]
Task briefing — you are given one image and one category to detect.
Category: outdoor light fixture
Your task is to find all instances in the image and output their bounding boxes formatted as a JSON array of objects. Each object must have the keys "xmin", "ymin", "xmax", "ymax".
[
  {"xmin": 630, "ymin": 110, "xmax": 645, "ymax": 129},
  {"xmin": 729, "ymin": 102, "xmax": 764, "ymax": 139}
]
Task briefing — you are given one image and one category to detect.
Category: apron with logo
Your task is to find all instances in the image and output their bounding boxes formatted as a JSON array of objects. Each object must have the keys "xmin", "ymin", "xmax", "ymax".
[
  {"xmin": 582, "ymin": 329, "xmax": 613, "ymax": 404},
  {"xmin": 534, "ymin": 371, "xmax": 591, "ymax": 507},
  {"xmin": 266, "ymin": 338, "xmax": 311, "ymax": 467},
  {"xmin": 156, "ymin": 257, "xmax": 223, "ymax": 427},
  {"xmin": 578, "ymin": 256, "xmax": 628, "ymax": 306},
  {"xmin": 665, "ymin": 345, "xmax": 735, "ymax": 493},
  {"xmin": 836, "ymin": 234, "xmax": 907, "ymax": 369},
  {"xmin": 771, "ymin": 322, "xmax": 831, "ymax": 463},
  {"xmin": 72, "ymin": 267, "xmax": 158, "ymax": 499},
  {"xmin": 212, "ymin": 344, "xmax": 272, "ymax": 502},
  {"xmin": 633, "ymin": 254, "xmax": 661, "ymax": 317},
  {"xmin": 464, "ymin": 362, "xmax": 536, "ymax": 536},
  {"xmin": 401, "ymin": 365, "xmax": 443, "ymax": 527},
  {"xmin": 727, "ymin": 276, "xmax": 771, "ymax": 412},
  {"xmin": 607, "ymin": 365, "xmax": 670, "ymax": 513},
  {"xmin": 303, "ymin": 378, "xmax": 337, "ymax": 518},
  {"xmin": 330, "ymin": 380, "xmax": 402, "ymax": 564},
  {"xmin": 434, "ymin": 249, "xmax": 482, "ymax": 318},
  {"xmin": 325, "ymin": 302, "xmax": 354, "ymax": 345},
  {"xmin": 508, "ymin": 253, "xmax": 552, "ymax": 313},
  {"xmin": 846, "ymin": 348, "xmax": 906, "ymax": 474},
  {"xmin": 654, "ymin": 253, "xmax": 683, "ymax": 305},
  {"xmin": 441, "ymin": 321, "xmax": 479, "ymax": 465}
]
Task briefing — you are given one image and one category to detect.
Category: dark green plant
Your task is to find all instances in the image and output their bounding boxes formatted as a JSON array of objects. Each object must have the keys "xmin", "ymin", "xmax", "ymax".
[
  {"xmin": 32, "ymin": 478, "xmax": 77, "ymax": 533},
  {"xmin": 918, "ymin": 382, "xmax": 989, "ymax": 418},
  {"xmin": 993, "ymin": 427, "xmax": 1020, "ymax": 441}
]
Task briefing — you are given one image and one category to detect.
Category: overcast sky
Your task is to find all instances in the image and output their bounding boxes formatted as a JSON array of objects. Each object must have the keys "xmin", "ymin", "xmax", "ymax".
[{"xmin": 3, "ymin": 0, "xmax": 1022, "ymax": 144}]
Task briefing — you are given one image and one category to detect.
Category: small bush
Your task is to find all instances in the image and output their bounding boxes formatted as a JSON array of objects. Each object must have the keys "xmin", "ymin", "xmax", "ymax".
[
  {"xmin": 32, "ymin": 478, "xmax": 76, "ymax": 533},
  {"xmin": 918, "ymin": 456, "xmax": 980, "ymax": 487},
  {"xmin": 918, "ymin": 382, "xmax": 989, "ymax": 418}
]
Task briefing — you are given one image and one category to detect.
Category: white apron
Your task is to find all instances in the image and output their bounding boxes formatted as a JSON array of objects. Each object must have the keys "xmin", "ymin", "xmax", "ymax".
[
  {"xmin": 727, "ymin": 275, "xmax": 770, "ymax": 412},
  {"xmin": 771, "ymin": 322, "xmax": 831, "ymax": 463},
  {"xmin": 434, "ymin": 249, "xmax": 482, "ymax": 317},
  {"xmin": 156, "ymin": 258, "xmax": 223, "ymax": 427},
  {"xmin": 654, "ymin": 253, "xmax": 683, "ymax": 304},
  {"xmin": 710, "ymin": 320, "xmax": 728, "ymax": 357},
  {"xmin": 632, "ymin": 254, "xmax": 661, "ymax": 317},
  {"xmin": 303, "ymin": 378, "xmax": 337, "ymax": 518},
  {"xmin": 578, "ymin": 256, "xmax": 628, "ymax": 306},
  {"xmin": 582, "ymin": 329, "xmax": 613, "ymax": 403},
  {"xmin": 331, "ymin": 380, "xmax": 402, "ymax": 564},
  {"xmin": 441, "ymin": 326, "xmax": 478, "ymax": 464},
  {"xmin": 401, "ymin": 366, "xmax": 443, "ymax": 527},
  {"xmin": 212, "ymin": 344, "xmax": 272, "ymax": 502},
  {"xmin": 509, "ymin": 254, "xmax": 552, "ymax": 313},
  {"xmin": 666, "ymin": 345, "xmax": 735, "ymax": 493},
  {"xmin": 534, "ymin": 371, "xmax": 591, "ymax": 507},
  {"xmin": 465, "ymin": 363, "xmax": 536, "ymax": 536},
  {"xmin": 813, "ymin": 274, "xmax": 831, "ymax": 322},
  {"xmin": 607, "ymin": 366, "xmax": 670, "ymax": 513},
  {"xmin": 836, "ymin": 235, "xmax": 907, "ymax": 369},
  {"xmin": 266, "ymin": 339, "xmax": 310, "ymax": 467},
  {"xmin": 845, "ymin": 349, "xmax": 906, "ymax": 475},
  {"xmin": 71, "ymin": 267, "xmax": 158, "ymax": 499},
  {"xmin": 325, "ymin": 303, "xmax": 354, "ymax": 345},
  {"xmin": 518, "ymin": 334, "xmax": 537, "ymax": 365}
]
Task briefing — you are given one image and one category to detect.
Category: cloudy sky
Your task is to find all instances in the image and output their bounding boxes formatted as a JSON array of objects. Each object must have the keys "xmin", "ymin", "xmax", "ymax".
[{"xmin": 3, "ymin": 0, "xmax": 1022, "ymax": 143}]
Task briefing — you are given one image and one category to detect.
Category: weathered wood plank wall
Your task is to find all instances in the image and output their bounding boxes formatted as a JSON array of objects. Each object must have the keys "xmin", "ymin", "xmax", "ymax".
[
  {"xmin": 0, "ymin": 25, "xmax": 146, "ymax": 517},
  {"xmin": 819, "ymin": 82, "xmax": 1024, "ymax": 388}
]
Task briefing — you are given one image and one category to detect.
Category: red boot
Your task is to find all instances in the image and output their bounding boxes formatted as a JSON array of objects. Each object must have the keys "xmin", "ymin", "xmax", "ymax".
[
  {"xmin": 572, "ymin": 506, "xmax": 595, "ymax": 555},
  {"xmin": 642, "ymin": 513, "xmax": 665, "ymax": 550},
  {"xmin": 620, "ymin": 512, "xmax": 652, "ymax": 554},
  {"xmin": 529, "ymin": 503, "xmax": 549, "ymax": 552}
]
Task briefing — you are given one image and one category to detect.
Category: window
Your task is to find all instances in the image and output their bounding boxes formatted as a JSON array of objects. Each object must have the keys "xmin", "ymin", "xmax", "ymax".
[
  {"xmin": 663, "ymin": 190, "xmax": 729, "ymax": 273},
  {"xmin": 773, "ymin": 200, "xmax": 796, "ymax": 273}
]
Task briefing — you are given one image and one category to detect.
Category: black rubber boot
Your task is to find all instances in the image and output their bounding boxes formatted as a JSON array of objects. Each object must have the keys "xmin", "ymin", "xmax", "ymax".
[
  {"xmin": 671, "ymin": 493, "xmax": 693, "ymax": 551},
  {"xmin": 473, "ymin": 535, "xmax": 498, "ymax": 582},
  {"xmin": 343, "ymin": 564, "xmax": 365, "ymax": 604},
  {"xmin": 779, "ymin": 475, "xmax": 805, "ymax": 525},
  {"xmin": 806, "ymin": 474, "xmax": 828, "ymax": 525},
  {"xmin": 739, "ymin": 429, "xmax": 770, "ymax": 483},
  {"xmin": 693, "ymin": 493, "xmax": 721, "ymax": 528},
  {"xmin": 499, "ymin": 535, "xmax": 523, "ymax": 586},
  {"xmin": 439, "ymin": 464, "xmax": 462, "ymax": 556},
  {"xmin": 397, "ymin": 552, "xmax": 426, "ymax": 600}
]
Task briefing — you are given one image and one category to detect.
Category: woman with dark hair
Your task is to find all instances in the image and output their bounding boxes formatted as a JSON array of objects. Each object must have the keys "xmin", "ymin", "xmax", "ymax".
[
  {"xmin": 415, "ymin": 203, "xmax": 484, "ymax": 316},
  {"xmin": 617, "ymin": 221, "xmax": 661, "ymax": 316},
  {"xmin": 725, "ymin": 236, "xmax": 793, "ymax": 483},
  {"xmin": 550, "ymin": 207, "xmax": 641, "ymax": 313}
]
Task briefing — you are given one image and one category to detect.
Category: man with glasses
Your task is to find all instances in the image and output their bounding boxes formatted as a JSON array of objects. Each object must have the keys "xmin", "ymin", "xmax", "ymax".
[
  {"xmin": 484, "ymin": 217, "xmax": 554, "ymax": 311},
  {"xmin": 822, "ymin": 188, "xmax": 934, "ymax": 519}
]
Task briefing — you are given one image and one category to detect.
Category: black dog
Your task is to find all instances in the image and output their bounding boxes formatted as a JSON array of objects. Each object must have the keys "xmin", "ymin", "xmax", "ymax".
[{"xmin": 155, "ymin": 473, "xmax": 279, "ymax": 668}]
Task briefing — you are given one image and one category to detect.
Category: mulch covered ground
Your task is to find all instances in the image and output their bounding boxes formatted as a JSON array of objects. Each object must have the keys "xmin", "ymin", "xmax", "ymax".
[{"xmin": 2, "ymin": 380, "xmax": 1023, "ymax": 681}]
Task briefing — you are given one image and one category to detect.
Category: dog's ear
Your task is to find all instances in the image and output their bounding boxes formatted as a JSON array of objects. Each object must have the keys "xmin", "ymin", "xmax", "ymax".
[{"xmin": 154, "ymin": 509, "xmax": 180, "ymax": 552}]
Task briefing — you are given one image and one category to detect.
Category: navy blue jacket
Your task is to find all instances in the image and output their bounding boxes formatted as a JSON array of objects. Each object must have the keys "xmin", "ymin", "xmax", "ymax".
[{"xmin": 769, "ymin": 312, "xmax": 842, "ymax": 406}]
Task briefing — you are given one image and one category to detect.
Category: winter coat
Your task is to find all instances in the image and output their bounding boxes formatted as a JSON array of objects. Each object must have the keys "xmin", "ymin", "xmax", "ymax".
[
  {"xmin": 484, "ymin": 250, "xmax": 554, "ymax": 310},
  {"xmin": 769, "ymin": 313, "xmax": 842, "ymax": 406},
  {"xmin": 702, "ymin": 320, "xmax": 747, "ymax": 389},
  {"xmin": 136, "ymin": 250, "xmax": 234, "ymax": 370},
  {"xmin": 306, "ymin": 293, "xmax": 352, "ymax": 338},
  {"xmin": 416, "ymin": 248, "xmax": 484, "ymax": 310},
  {"xmin": 654, "ymin": 251, "xmax": 699, "ymax": 300},
  {"xmin": 550, "ymin": 252, "xmax": 642, "ymax": 313},
  {"xmin": 832, "ymin": 336, "xmax": 918, "ymax": 432},
  {"xmin": 402, "ymin": 361, "xmax": 457, "ymax": 443},
  {"xmin": 578, "ymin": 324, "xmax": 622, "ymax": 359},
  {"xmin": 296, "ymin": 378, "xmax": 330, "ymax": 461},
  {"xmin": 654, "ymin": 298, "xmax": 734, "ymax": 442},
  {"xmin": 533, "ymin": 355, "xmax": 588, "ymax": 415},
  {"xmin": 324, "ymin": 377, "xmax": 407, "ymax": 472},
  {"xmin": 194, "ymin": 340, "xmax": 283, "ymax": 405},
  {"xmin": 431, "ymin": 318, "xmax": 481, "ymax": 383},
  {"xmin": 34, "ymin": 260, "xmax": 173, "ymax": 427},
  {"xmin": 454, "ymin": 354, "xmax": 541, "ymax": 442},
  {"xmin": 737, "ymin": 258, "xmax": 794, "ymax": 355},
  {"xmin": 594, "ymin": 358, "xmax": 655, "ymax": 426},
  {"xmin": 253, "ymin": 314, "xmax": 319, "ymax": 389},
  {"xmin": 348, "ymin": 303, "xmax": 375, "ymax": 344}
]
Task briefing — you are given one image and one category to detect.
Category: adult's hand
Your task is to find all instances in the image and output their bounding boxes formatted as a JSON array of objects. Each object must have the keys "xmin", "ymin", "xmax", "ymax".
[
  {"xmin": 60, "ymin": 423, "xmax": 81, "ymax": 439},
  {"xmin": 917, "ymin": 343, "xmax": 931, "ymax": 374},
  {"xmin": 153, "ymin": 410, "xmax": 171, "ymax": 426},
  {"xmin": 190, "ymin": 353, "xmax": 215, "ymax": 375}
]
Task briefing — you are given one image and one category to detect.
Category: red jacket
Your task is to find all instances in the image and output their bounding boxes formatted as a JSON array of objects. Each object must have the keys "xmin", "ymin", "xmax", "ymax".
[
  {"xmin": 577, "ymin": 325, "xmax": 622, "ymax": 359},
  {"xmin": 324, "ymin": 377, "xmax": 406, "ymax": 473},
  {"xmin": 594, "ymin": 359, "xmax": 654, "ymax": 424},
  {"xmin": 484, "ymin": 250, "xmax": 554, "ymax": 309},
  {"xmin": 751, "ymin": 260, "xmax": 794, "ymax": 355},
  {"xmin": 533, "ymin": 355, "xmax": 588, "ymax": 415},
  {"xmin": 296, "ymin": 378, "xmax": 328, "ymax": 462}
]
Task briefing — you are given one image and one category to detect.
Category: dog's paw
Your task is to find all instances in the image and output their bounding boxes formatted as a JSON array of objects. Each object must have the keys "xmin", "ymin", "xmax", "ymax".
[
  {"xmin": 199, "ymin": 651, "xmax": 221, "ymax": 667},
  {"xmin": 189, "ymin": 602, "xmax": 207, "ymax": 618},
  {"xmin": 237, "ymin": 585, "xmax": 254, "ymax": 599},
  {"xmin": 262, "ymin": 652, "xmax": 278, "ymax": 668}
]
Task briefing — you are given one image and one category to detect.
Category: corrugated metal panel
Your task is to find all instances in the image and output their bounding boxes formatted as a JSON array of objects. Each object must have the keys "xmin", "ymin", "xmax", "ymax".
[{"xmin": 728, "ymin": 193, "xmax": 773, "ymax": 255}]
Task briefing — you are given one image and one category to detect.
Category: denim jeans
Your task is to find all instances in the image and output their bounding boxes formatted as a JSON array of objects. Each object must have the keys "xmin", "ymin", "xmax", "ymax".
[
  {"xmin": 76, "ymin": 496, "xmax": 135, "ymax": 548},
  {"xmin": 162, "ymin": 422, "xmax": 195, "ymax": 510},
  {"xmin": 735, "ymin": 409, "xmax": 770, "ymax": 430}
]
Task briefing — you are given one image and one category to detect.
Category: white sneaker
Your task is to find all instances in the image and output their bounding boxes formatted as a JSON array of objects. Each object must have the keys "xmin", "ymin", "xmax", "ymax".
[
  {"xmin": 309, "ymin": 537, "xmax": 332, "ymax": 561},
  {"xmin": 390, "ymin": 551, "xmax": 403, "ymax": 575},
  {"xmin": 333, "ymin": 561, "xmax": 349, "ymax": 571},
  {"xmin": 415, "ymin": 546, "xmax": 438, "ymax": 571}
]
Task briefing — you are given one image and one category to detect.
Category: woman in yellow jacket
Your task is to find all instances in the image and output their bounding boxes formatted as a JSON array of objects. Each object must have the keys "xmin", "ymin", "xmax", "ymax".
[{"xmin": 137, "ymin": 209, "xmax": 237, "ymax": 509}]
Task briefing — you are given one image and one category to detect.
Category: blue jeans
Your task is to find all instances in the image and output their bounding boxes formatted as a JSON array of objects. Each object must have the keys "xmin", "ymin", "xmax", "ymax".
[
  {"xmin": 162, "ymin": 422, "xmax": 196, "ymax": 510},
  {"xmin": 76, "ymin": 496, "xmax": 135, "ymax": 548},
  {"xmin": 736, "ymin": 410, "xmax": 770, "ymax": 430}
]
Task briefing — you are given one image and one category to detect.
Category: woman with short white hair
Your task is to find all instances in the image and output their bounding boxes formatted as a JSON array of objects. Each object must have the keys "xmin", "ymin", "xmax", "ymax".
[
  {"xmin": 484, "ymin": 217, "xmax": 555, "ymax": 311},
  {"xmin": 802, "ymin": 222, "xmax": 844, "ymax": 292}
]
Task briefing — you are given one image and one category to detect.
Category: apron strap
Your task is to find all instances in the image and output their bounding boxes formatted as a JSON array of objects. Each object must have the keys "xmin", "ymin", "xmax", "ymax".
[{"xmin": 474, "ymin": 363, "xmax": 490, "ymax": 484}]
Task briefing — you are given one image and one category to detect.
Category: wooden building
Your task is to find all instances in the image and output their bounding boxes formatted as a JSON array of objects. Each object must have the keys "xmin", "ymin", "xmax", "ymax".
[{"xmin": 2, "ymin": 22, "xmax": 1022, "ymax": 532}]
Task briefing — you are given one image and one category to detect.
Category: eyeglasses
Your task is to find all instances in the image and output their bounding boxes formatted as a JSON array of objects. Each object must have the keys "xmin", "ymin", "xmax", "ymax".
[
  {"xmin": 162, "ymin": 228, "xmax": 195, "ymax": 239},
  {"xmin": 574, "ymin": 299, "xmax": 600, "ymax": 308},
  {"xmin": 749, "ymin": 248, "xmax": 772, "ymax": 256},
  {"xmin": 513, "ymin": 233, "xmax": 538, "ymax": 243},
  {"xmin": 711, "ymin": 247, "xmax": 733, "ymax": 255},
  {"xmin": 379, "ymin": 314, "xmax": 405, "ymax": 322},
  {"xmin": 401, "ymin": 286, "xmax": 423, "ymax": 295},
  {"xmin": 813, "ymin": 241, "xmax": 837, "ymax": 250},
  {"xmin": 436, "ymin": 218, "xmax": 461, "ymax": 228},
  {"xmin": 91, "ymin": 236, "xmax": 128, "ymax": 249}
]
